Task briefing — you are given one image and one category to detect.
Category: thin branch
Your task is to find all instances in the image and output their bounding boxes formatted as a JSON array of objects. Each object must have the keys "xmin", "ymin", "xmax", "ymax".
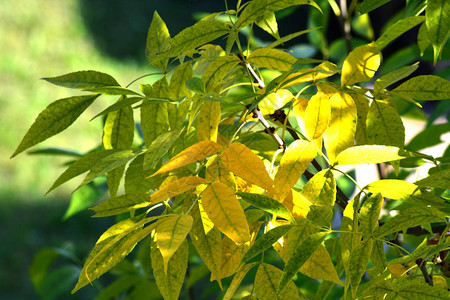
[{"xmin": 416, "ymin": 258, "xmax": 433, "ymax": 286}]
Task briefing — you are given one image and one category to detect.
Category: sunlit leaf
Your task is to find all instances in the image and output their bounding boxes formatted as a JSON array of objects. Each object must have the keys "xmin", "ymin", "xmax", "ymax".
[
  {"xmin": 197, "ymin": 101, "xmax": 221, "ymax": 142},
  {"xmin": 221, "ymin": 142, "xmax": 274, "ymax": 192},
  {"xmin": 151, "ymin": 239, "xmax": 188, "ymax": 300},
  {"xmin": 42, "ymin": 70, "xmax": 119, "ymax": 89},
  {"xmin": 351, "ymin": 93, "xmax": 370, "ymax": 145},
  {"xmin": 305, "ymin": 91, "xmax": 330, "ymax": 140},
  {"xmin": 146, "ymin": 11, "xmax": 171, "ymax": 69},
  {"xmin": 237, "ymin": 192, "xmax": 294, "ymax": 222},
  {"xmin": 392, "ymin": 75, "xmax": 450, "ymax": 100},
  {"xmin": 375, "ymin": 16, "xmax": 425, "ymax": 50},
  {"xmin": 150, "ymin": 176, "xmax": 207, "ymax": 204},
  {"xmin": 426, "ymin": 0, "xmax": 450, "ymax": 64},
  {"xmin": 323, "ymin": 92, "xmax": 357, "ymax": 164},
  {"xmin": 335, "ymin": 145, "xmax": 406, "ymax": 165},
  {"xmin": 258, "ymin": 89, "xmax": 293, "ymax": 116},
  {"xmin": 12, "ymin": 95, "xmax": 99, "ymax": 158},
  {"xmin": 256, "ymin": 263, "xmax": 302, "ymax": 300},
  {"xmin": 300, "ymin": 244, "xmax": 342, "ymax": 285},
  {"xmin": 274, "ymin": 140, "xmax": 317, "ymax": 201},
  {"xmin": 374, "ymin": 62, "xmax": 420, "ymax": 93},
  {"xmin": 256, "ymin": 12, "xmax": 280, "ymax": 39},
  {"xmin": 247, "ymin": 48, "xmax": 297, "ymax": 71},
  {"xmin": 301, "ymin": 169, "xmax": 335, "ymax": 207},
  {"xmin": 152, "ymin": 141, "xmax": 222, "ymax": 176},
  {"xmin": 341, "ymin": 42, "xmax": 380, "ymax": 87},
  {"xmin": 155, "ymin": 215, "xmax": 193, "ymax": 273},
  {"xmin": 202, "ymin": 182, "xmax": 251, "ymax": 245}
]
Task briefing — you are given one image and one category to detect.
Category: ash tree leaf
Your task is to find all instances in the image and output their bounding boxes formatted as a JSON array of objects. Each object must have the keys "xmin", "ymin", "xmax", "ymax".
[
  {"xmin": 301, "ymin": 169, "xmax": 336, "ymax": 207},
  {"xmin": 72, "ymin": 216, "xmax": 158, "ymax": 293},
  {"xmin": 202, "ymin": 55, "xmax": 241, "ymax": 91},
  {"xmin": 304, "ymin": 91, "xmax": 331, "ymax": 140},
  {"xmin": 359, "ymin": 193, "xmax": 383, "ymax": 236},
  {"xmin": 277, "ymin": 231, "xmax": 328, "ymax": 296},
  {"xmin": 143, "ymin": 129, "xmax": 183, "ymax": 171},
  {"xmin": 169, "ymin": 62, "xmax": 193, "ymax": 100},
  {"xmin": 356, "ymin": 0, "xmax": 390, "ymax": 14},
  {"xmin": 348, "ymin": 238, "xmax": 373, "ymax": 297},
  {"xmin": 152, "ymin": 141, "xmax": 222, "ymax": 176},
  {"xmin": 151, "ymin": 239, "xmax": 188, "ymax": 300},
  {"xmin": 417, "ymin": 23, "xmax": 431, "ymax": 55},
  {"xmin": 335, "ymin": 145, "xmax": 406, "ymax": 165},
  {"xmin": 414, "ymin": 169, "xmax": 450, "ymax": 189},
  {"xmin": 91, "ymin": 193, "xmax": 150, "ymax": 217},
  {"xmin": 46, "ymin": 149, "xmax": 118, "ymax": 195},
  {"xmin": 392, "ymin": 75, "xmax": 450, "ymax": 100},
  {"xmin": 155, "ymin": 215, "xmax": 193, "ymax": 273},
  {"xmin": 323, "ymin": 92, "xmax": 357, "ymax": 164},
  {"xmin": 300, "ymin": 244, "xmax": 342, "ymax": 286},
  {"xmin": 375, "ymin": 16, "xmax": 425, "ymax": 50},
  {"xmin": 146, "ymin": 11, "xmax": 171, "ymax": 69},
  {"xmin": 91, "ymin": 97, "xmax": 143, "ymax": 120},
  {"xmin": 374, "ymin": 206, "xmax": 447, "ymax": 238},
  {"xmin": 83, "ymin": 86, "xmax": 141, "ymax": 96},
  {"xmin": 274, "ymin": 140, "xmax": 317, "ymax": 201},
  {"xmin": 222, "ymin": 262, "xmax": 259, "ymax": 300},
  {"xmin": 237, "ymin": 192, "xmax": 294, "ymax": 222},
  {"xmin": 258, "ymin": 89, "xmax": 293, "ymax": 116},
  {"xmin": 12, "ymin": 94, "xmax": 99, "ymax": 158},
  {"xmin": 221, "ymin": 142, "xmax": 274, "ymax": 192},
  {"xmin": 239, "ymin": 225, "xmax": 293, "ymax": 267},
  {"xmin": 42, "ymin": 70, "xmax": 119, "ymax": 89},
  {"xmin": 365, "ymin": 179, "xmax": 418, "ymax": 201},
  {"xmin": 202, "ymin": 182, "xmax": 251, "ymax": 245},
  {"xmin": 197, "ymin": 101, "xmax": 221, "ymax": 142},
  {"xmin": 149, "ymin": 176, "xmax": 207, "ymax": 204},
  {"xmin": 426, "ymin": 0, "xmax": 450, "ymax": 64},
  {"xmin": 341, "ymin": 42, "xmax": 381, "ymax": 87},
  {"xmin": 247, "ymin": 48, "xmax": 297, "ymax": 71},
  {"xmin": 374, "ymin": 62, "xmax": 419, "ymax": 93},
  {"xmin": 185, "ymin": 77, "xmax": 205, "ymax": 95},
  {"xmin": 255, "ymin": 263, "xmax": 302, "ymax": 300}
]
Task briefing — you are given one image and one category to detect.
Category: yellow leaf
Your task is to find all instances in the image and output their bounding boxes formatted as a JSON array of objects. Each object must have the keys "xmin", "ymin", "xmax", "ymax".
[
  {"xmin": 202, "ymin": 182, "xmax": 251, "ymax": 245},
  {"xmin": 388, "ymin": 264, "xmax": 408, "ymax": 278},
  {"xmin": 155, "ymin": 215, "xmax": 193, "ymax": 273},
  {"xmin": 150, "ymin": 176, "xmax": 207, "ymax": 204},
  {"xmin": 301, "ymin": 169, "xmax": 336, "ymax": 207},
  {"xmin": 258, "ymin": 89, "xmax": 293, "ymax": 116},
  {"xmin": 335, "ymin": 145, "xmax": 406, "ymax": 165},
  {"xmin": 352, "ymin": 93, "xmax": 370, "ymax": 145},
  {"xmin": 152, "ymin": 140, "xmax": 222, "ymax": 176},
  {"xmin": 221, "ymin": 142, "xmax": 274, "ymax": 192},
  {"xmin": 211, "ymin": 235, "xmax": 248, "ymax": 281},
  {"xmin": 291, "ymin": 189, "xmax": 311, "ymax": 219},
  {"xmin": 205, "ymin": 155, "xmax": 237, "ymax": 192},
  {"xmin": 323, "ymin": 92, "xmax": 357, "ymax": 164},
  {"xmin": 305, "ymin": 91, "xmax": 331, "ymax": 140},
  {"xmin": 278, "ymin": 62, "xmax": 339, "ymax": 89},
  {"xmin": 255, "ymin": 263, "xmax": 302, "ymax": 300},
  {"xmin": 300, "ymin": 244, "xmax": 343, "ymax": 285},
  {"xmin": 197, "ymin": 101, "xmax": 221, "ymax": 142},
  {"xmin": 341, "ymin": 42, "xmax": 381, "ymax": 87},
  {"xmin": 274, "ymin": 140, "xmax": 317, "ymax": 201},
  {"xmin": 292, "ymin": 97, "xmax": 308, "ymax": 135}
]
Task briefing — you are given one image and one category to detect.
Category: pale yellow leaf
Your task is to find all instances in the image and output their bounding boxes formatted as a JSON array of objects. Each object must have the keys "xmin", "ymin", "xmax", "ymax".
[
  {"xmin": 323, "ymin": 92, "xmax": 357, "ymax": 164},
  {"xmin": 341, "ymin": 42, "xmax": 381, "ymax": 87},
  {"xmin": 221, "ymin": 142, "xmax": 274, "ymax": 192},
  {"xmin": 198, "ymin": 101, "xmax": 221, "ymax": 142},
  {"xmin": 274, "ymin": 140, "xmax": 317, "ymax": 201},
  {"xmin": 152, "ymin": 140, "xmax": 222, "ymax": 176},
  {"xmin": 291, "ymin": 189, "xmax": 311, "ymax": 219},
  {"xmin": 292, "ymin": 97, "xmax": 309, "ymax": 135},
  {"xmin": 335, "ymin": 145, "xmax": 406, "ymax": 165},
  {"xmin": 155, "ymin": 215, "xmax": 193, "ymax": 273},
  {"xmin": 202, "ymin": 182, "xmax": 251, "ymax": 245},
  {"xmin": 258, "ymin": 89, "xmax": 293, "ymax": 116},
  {"xmin": 305, "ymin": 91, "xmax": 330, "ymax": 140},
  {"xmin": 150, "ymin": 176, "xmax": 207, "ymax": 204},
  {"xmin": 205, "ymin": 155, "xmax": 237, "ymax": 192},
  {"xmin": 300, "ymin": 244, "xmax": 343, "ymax": 285},
  {"xmin": 278, "ymin": 62, "xmax": 339, "ymax": 89}
]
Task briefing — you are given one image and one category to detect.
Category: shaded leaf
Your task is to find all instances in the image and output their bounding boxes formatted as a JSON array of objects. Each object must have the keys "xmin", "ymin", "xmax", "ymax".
[
  {"xmin": 426, "ymin": 0, "xmax": 450, "ymax": 64},
  {"xmin": 91, "ymin": 193, "xmax": 150, "ymax": 217},
  {"xmin": 247, "ymin": 48, "xmax": 297, "ymax": 71},
  {"xmin": 169, "ymin": 62, "xmax": 193, "ymax": 100},
  {"xmin": 222, "ymin": 262, "xmax": 259, "ymax": 300},
  {"xmin": 185, "ymin": 77, "xmax": 205, "ymax": 94},
  {"xmin": 349, "ymin": 239, "xmax": 373, "ymax": 297},
  {"xmin": 202, "ymin": 55, "xmax": 241, "ymax": 91},
  {"xmin": 202, "ymin": 182, "xmax": 251, "ymax": 245},
  {"xmin": 359, "ymin": 193, "xmax": 383, "ymax": 236},
  {"xmin": 375, "ymin": 16, "xmax": 425, "ymax": 50},
  {"xmin": 146, "ymin": 11, "xmax": 171, "ymax": 69},
  {"xmin": 393, "ymin": 75, "xmax": 450, "ymax": 100},
  {"xmin": 356, "ymin": 0, "xmax": 390, "ymax": 14},
  {"xmin": 152, "ymin": 141, "xmax": 222, "ymax": 176},
  {"xmin": 341, "ymin": 42, "xmax": 380, "ymax": 87},
  {"xmin": 302, "ymin": 169, "xmax": 336, "ymax": 207},
  {"xmin": 237, "ymin": 192, "xmax": 294, "ymax": 222},
  {"xmin": 256, "ymin": 263, "xmax": 302, "ymax": 300},
  {"xmin": 144, "ymin": 129, "xmax": 183, "ymax": 170},
  {"xmin": 83, "ymin": 86, "xmax": 141, "ymax": 96},
  {"xmin": 150, "ymin": 176, "xmax": 207, "ymax": 204},
  {"xmin": 300, "ymin": 244, "xmax": 342, "ymax": 285},
  {"xmin": 415, "ymin": 169, "xmax": 450, "ymax": 189},
  {"xmin": 374, "ymin": 62, "xmax": 420, "ymax": 93},
  {"xmin": 91, "ymin": 97, "xmax": 143, "ymax": 120},
  {"xmin": 42, "ymin": 71, "xmax": 119, "ymax": 89},
  {"xmin": 12, "ymin": 95, "xmax": 99, "ymax": 158}
]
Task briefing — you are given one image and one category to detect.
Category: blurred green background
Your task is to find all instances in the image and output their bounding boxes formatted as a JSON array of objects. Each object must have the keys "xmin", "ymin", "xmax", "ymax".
[{"xmin": 1, "ymin": 0, "xmax": 448, "ymax": 299}]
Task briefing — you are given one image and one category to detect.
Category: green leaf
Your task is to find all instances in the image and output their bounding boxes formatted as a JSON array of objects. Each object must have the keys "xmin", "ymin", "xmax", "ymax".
[
  {"xmin": 151, "ymin": 240, "xmax": 188, "ymax": 300},
  {"xmin": 39, "ymin": 265, "xmax": 80, "ymax": 300},
  {"xmin": 366, "ymin": 100, "xmax": 405, "ymax": 148},
  {"xmin": 185, "ymin": 77, "xmax": 205, "ymax": 95},
  {"xmin": 169, "ymin": 62, "xmax": 193, "ymax": 100},
  {"xmin": 415, "ymin": 169, "xmax": 450, "ymax": 189},
  {"xmin": 374, "ymin": 207, "xmax": 447, "ymax": 237},
  {"xmin": 300, "ymin": 244, "xmax": 343, "ymax": 286},
  {"xmin": 125, "ymin": 154, "xmax": 157, "ymax": 194},
  {"xmin": 79, "ymin": 149, "xmax": 145, "ymax": 190},
  {"xmin": 91, "ymin": 97, "xmax": 143, "ymax": 120},
  {"xmin": 375, "ymin": 16, "xmax": 425, "ymax": 50},
  {"xmin": 95, "ymin": 275, "xmax": 144, "ymax": 300},
  {"xmin": 266, "ymin": 27, "xmax": 321, "ymax": 49},
  {"xmin": 239, "ymin": 225, "xmax": 293, "ymax": 266},
  {"xmin": 42, "ymin": 70, "xmax": 119, "ymax": 89},
  {"xmin": 348, "ymin": 239, "xmax": 373, "ymax": 297},
  {"xmin": 91, "ymin": 193, "xmax": 150, "ymax": 217},
  {"xmin": 277, "ymin": 231, "xmax": 328, "ymax": 296},
  {"xmin": 359, "ymin": 193, "xmax": 383, "ymax": 236},
  {"xmin": 340, "ymin": 196, "xmax": 360, "ymax": 274},
  {"xmin": 356, "ymin": 0, "xmax": 390, "ymax": 14},
  {"xmin": 392, "ymin": 75, "xmax": 450, "ymax": 100},
  {"xmin": 374, "ymin": 62, "xmax": 419, "ymax": 93},
  {"xmin": 83, "ymin": 86, "xmax": 141, "ymax": 96},
  {"xmin": 222, "ymin": 262, "xmax": 259, "ymax": 300},
  {"xmin": 341, "ymin": 42, "xmax": 381, "ymax": 87},
  {"xmin": 407, "ymin": 123, "xmax": 450, "ymax": 151},
  {"xmin": 12, "ymin": 95, "xmax": 99, "ymax": 158},
  {"xmin": 202, "ymin": 55, "xmax": 241, "ymax": 91},
  {"xmin": 46, "ymin": 150, "xmax": 118, "ymax": 195},
  {"xmin": 236, "ymin": 0, "xmax": 321, "ymax": 29},
  {"xmin": 256, "ymin": 263, "xmax": 302, "ymax": 300},
  {"xmin": 72, "ymin": 216, "xmax": 157, "ymax": 293},
  {"xmin": 335, "ymin": 145, "xmax": 406, "ymax": 165},
  {"xmin": 417, "ymin": 23, "xmax": 431, "ymax": 56},
  {"xmin": 426, "ymin": 0, "xmax": 450, "ymax": 64},
  {"xmin": 146, "ymin": 11, "xmax": 171, "ymax": 69},
  {"xmin": 64, "ymin": 182, "xmax": 105, "ymax": 219},
  {"xmin": 302, "ymin": 169, "xmax": 336, "ymax": 207},
  {"xmin": 247, "ymin": 48, "xmax": 297, "ymax": 71},
  {"xmin": 30, "ymin": 248, "xmax": 60, "ymax": 291},
  {"xmin": 144, "ymin": 129, "xmax": 183, "ymax": 170},
  {"xmin": 237, "ymin": 192, "xmax": 294, "ymax": 222}
]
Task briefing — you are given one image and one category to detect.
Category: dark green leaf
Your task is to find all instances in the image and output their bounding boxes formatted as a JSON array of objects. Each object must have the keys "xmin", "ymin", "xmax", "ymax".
[
  {"xmin": 375, "ymin": 16, "xmax": 425, "ymax": 50},
  {"xmin": 356, "ymin": 0, "xmax": 391, "ymax": 14},
  {"xmin": 237, "ymin": 192, "xmax": 294, "ymax": 222},
  {"xmin": 185, "ymin": 77, "xmax": 205, "ymax": 95},
  {"xmin": 91, "ymin": 193, "xmax": 151, "ymax": 217},
  {"xmin": 64, "ymin": 182, "xmax": 106, "ymax": 220},
  {"xmin": 144, "ymin": 129, "xmax": 183, "ymax": 170}
]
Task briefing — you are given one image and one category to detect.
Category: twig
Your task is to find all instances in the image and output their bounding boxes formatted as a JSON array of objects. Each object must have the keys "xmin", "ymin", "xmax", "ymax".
[{"xmin": 416, "ymin": 258, "xmax": 433, "ymax": 286}]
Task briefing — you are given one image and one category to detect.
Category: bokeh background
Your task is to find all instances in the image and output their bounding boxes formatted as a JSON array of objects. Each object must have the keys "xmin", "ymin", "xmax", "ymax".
[{"xmin": 1, "ymin": 0, "xmax": 448, "ymax": 299}]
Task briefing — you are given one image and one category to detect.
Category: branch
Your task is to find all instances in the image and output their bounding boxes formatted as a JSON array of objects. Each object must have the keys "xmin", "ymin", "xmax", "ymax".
[{"xmin": 416, "ymin": 258, "xmax": 433, "ymax": 286}]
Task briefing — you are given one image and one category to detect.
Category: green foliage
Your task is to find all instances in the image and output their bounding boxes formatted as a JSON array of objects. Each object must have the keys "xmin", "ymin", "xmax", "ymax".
[{"xmin": 13, "ymin": 0, "xmax": 450, "ymax": 299}]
